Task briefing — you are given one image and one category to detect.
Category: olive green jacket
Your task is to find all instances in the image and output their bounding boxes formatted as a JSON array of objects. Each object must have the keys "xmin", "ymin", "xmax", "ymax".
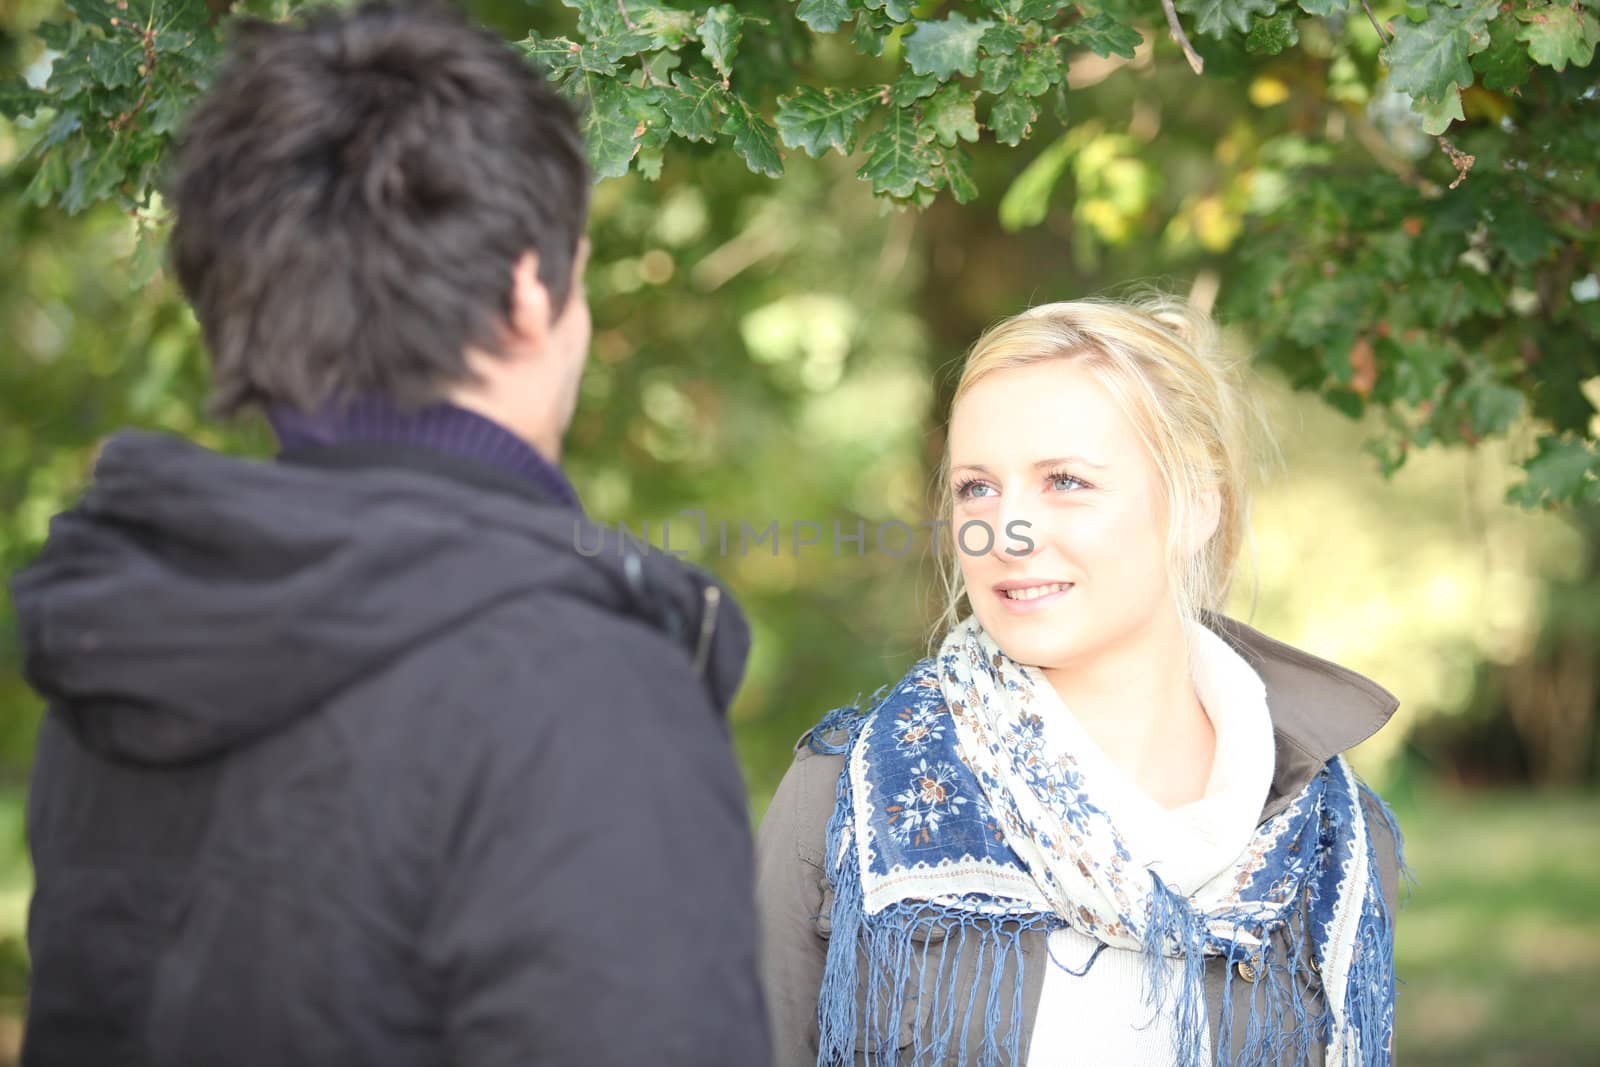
[{"xmin": 756, "ymin": 614, "xmax": 1403, "ymax": 1066}]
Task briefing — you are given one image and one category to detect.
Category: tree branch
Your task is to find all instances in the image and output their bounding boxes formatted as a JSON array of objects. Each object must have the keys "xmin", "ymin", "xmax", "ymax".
[
  {"xmin": 1161, "ymin": 0, "xmax": 1204, "ymax": 75},
  {"xmin": 1361, "ymin": 0, "xmax": 1392, "ymax": 44}
]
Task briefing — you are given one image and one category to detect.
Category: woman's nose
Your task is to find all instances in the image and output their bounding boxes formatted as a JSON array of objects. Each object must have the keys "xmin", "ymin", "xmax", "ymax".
[{"xmin": 992, "ymin": 496, "xmax": 1042, "ymax": 561}]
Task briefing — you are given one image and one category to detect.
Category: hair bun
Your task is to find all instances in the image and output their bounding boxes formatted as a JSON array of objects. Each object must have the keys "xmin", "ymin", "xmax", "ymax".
[{"xmin": 1135, "ymin": 295, "xmax": 1222, "ymax": 364}]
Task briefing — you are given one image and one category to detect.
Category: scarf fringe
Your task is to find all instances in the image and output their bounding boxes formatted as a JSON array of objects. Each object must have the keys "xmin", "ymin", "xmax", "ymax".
[
  {"xmin": 1141, "ymin": 873, "xmax": 1335, "ymax": 1067},
  {"xmin": 816, "ymin": 697, "xmax": 1050, "ymax": 1066},
  {"xmin": 817, "ymin": 857, "xmax": 1056, "ymax": 1064}
]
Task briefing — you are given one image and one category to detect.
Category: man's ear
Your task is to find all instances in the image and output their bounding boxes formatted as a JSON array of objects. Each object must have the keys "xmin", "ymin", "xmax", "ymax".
[{"xmin": 507, "ymin": 250, "xmax": 551, "ymax": 349}]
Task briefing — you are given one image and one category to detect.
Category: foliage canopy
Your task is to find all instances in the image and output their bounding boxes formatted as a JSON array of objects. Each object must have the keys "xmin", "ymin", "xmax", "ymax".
[{"xmin": 3, "ymin": 0, "xmax": 1598, "ymax": 507}]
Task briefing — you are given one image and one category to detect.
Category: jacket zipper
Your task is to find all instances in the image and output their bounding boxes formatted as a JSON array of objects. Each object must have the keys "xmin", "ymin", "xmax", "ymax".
[{"xmin": 691, "ymin": 584, "xmax": 721, "ymax": 676}]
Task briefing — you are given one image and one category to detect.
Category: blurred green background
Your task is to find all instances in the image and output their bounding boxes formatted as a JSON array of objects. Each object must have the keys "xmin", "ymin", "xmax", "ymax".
[{"xmin": 3, "ymin": 0, "xmax": 1599, "ymax": 1063}]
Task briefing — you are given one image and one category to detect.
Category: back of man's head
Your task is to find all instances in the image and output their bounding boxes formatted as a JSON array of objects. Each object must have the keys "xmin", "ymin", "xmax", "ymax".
[{"xmin": 169, "ymin": 1, "xmax": 589, "ymax": 417}]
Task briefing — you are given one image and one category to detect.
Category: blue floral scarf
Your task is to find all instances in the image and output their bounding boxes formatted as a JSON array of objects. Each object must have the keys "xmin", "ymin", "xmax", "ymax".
[{"xmin": 813, "ymin": 617, "xmax": 1399, "ymax": 1066}]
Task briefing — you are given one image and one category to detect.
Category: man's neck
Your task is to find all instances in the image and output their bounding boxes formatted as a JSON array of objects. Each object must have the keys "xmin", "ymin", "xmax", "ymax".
[{"xmin": 268, "ymin": 396, "xmax": 582, "ymax": 511}]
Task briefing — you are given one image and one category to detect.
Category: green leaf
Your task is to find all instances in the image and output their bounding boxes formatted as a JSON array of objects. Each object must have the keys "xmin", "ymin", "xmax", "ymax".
[
  {"xmin": 577, "ymin": 76, "xmax": 650, "ymax": 179},
  {"xmin": 149, "ymin": 83, "xmax": 191, "ymax": 136},
  {"xmin": 775, "ymin": 86, "xmax": 876, "ymax": 157},
  {"xmin": 999, "ymin": 131, "xmax": 1075, "ymax": 231},
  {"xmin": 920, "ymin": 84, "xmax": 980, "ymax": 146},
  {"xmin": 520, "ymin": 34, "xmax": 576, "ymax": 71},
  {"xmin": 1516, "ymin": 4, "xmax": 1600, "ymax": 71},
  {"xmin": 129, "ymin": 223, "xmax": 166, "ymax": 289},
  {"xmin": 563, "ymin": 0, "xmax": 687, "ymax": 53},
  {"xmin": 891, "ymin": 71, "xmax": 943, "ymax": 106},
  {"xmin": 1385, "ymin": 0, "xmax": 1498, "ymax": 103},
  {"xmin": 0, "ymin": 80, "xmax": 47, "ymax": 119},
  {"xmin": 979, "ymin": 52, "xmax": 1022, "ymax": 93},
  {"xmin": 1493, "ymin": 195, "xmax": 1559, "ymax": 268},
  {"xmin": 905, "ymin": 12, "xmax": 994, "ymax": 79},
  {"xmin": 1382, "ymin": 336, "xmax": 1456, "ymax": 405},
  {"xmin": 796, "ymin": 0, "xmax": 852, "ymax": 33},
  {"xmin": 1472, "ymin": 11, "xmax": 1534, "ymax": 90},
  {"xmin": 660, "ymin": 71, "xmax": 725, "ymax": 143},
  {"xmin": 642, "ymin": 48, "xmax": 683, "ymax": 86},
  {"xmin": 853, "ymin": 13, "xmax": 891, "ymax": 55},
  {"xmin": 1003, "ymin": 0, "xmax": 1068, "ymax": 18},
  {"xmin": 1013, "ymin": 44, "xmax": 1066, "ymax": 95},
  {"xmin": 87, "ymin": 36, "xmax": 146, "ymax": 92},
  {"xmin": 1062, "ymin": 13, "xmax": 1143, "ymax": 59},
  {"xmin": 28, "ymin": 109, "xmax": 80, "ymax": 157},
  {"xmin": 868, "ymin": 0, "xmax": 915, "ymax": 22},
  {"xmin": 1410, "ymin": 276, "xmax": 1474, "ymax": 327},
  {"xmin": 1175, "ymin": 0, "xmax": 1278, "ymax": 39},
  {"xmin": 1459, "ymin": 368, "xmax": 1526, "ymax": 437},
  {"xmin": 156, "ymin": 0, "xmax": 216, "ymax": 35},
  {"xmin": 1416, "ymin": 88, "xmax": 1464, "ymax": 133},
  {"xmin": 23, "ymin": 151, "xmax": 72, "ymax": 207},
  {"xmin": 520, "ymin": 35, "xmax": 599, "ymax": 82},
  {"xmin": 980, "ymin": 22, "xmax": 1025, "ymax": 55},
  {"xmin": 1507, "ymin": 434, "xmax": 1600, "ymax": 507},
  {"xmin": 934, "ymin": 143, "xmax": 979, "ymax": 203},
  {"xmin": 35, "ymin": 18, "xmax": 80, "ymax": 54},
  {"xmin": 1296, "ymin": 0, "xmax": 1347, "ymax": 14},
  {"xmin": 1284, "ymin": 276, "xmax": 1369, "ymax": 355},
  {"xmin": 62, "ymin": 142, "xmax": 124, "ymax": 213},
  {"xmin": 636, "ymin": 145, "xmax": 665, "ymax": 180},
  {"xmin": 989, "ymin": 91, "xmax": 1038, "ymax": 145},
  {"xmin": 697, "ymin": 5, "xmax": 743, "ymax": 80},
  {"xmin": 857, "ymin": 105, "xmax": 933, "ymax": 199},
  {"xmin": 563, "ymin": 0, "xmax": 649, "ymax": 41},
  {"xmin": 723, "ymin": 99, "xmax": 784, "ymax": 177},
  {"xmin": 586, "ymin": 28, "xmax": 659, "ymax": 64},
  {"xmin": 1247, "ymin": 12, "xmax": 1300, "ymax": 55}
]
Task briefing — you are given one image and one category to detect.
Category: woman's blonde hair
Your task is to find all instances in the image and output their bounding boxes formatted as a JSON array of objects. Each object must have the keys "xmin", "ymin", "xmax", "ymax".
[{"xmin": 933, "ymin": 294, "xmax": 1270, "ymax": 644}]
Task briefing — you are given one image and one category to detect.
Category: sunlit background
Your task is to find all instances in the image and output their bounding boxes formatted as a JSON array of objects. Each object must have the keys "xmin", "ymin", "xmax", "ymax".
[{"xmin": 3, "ymin": 0, "xmax": 1598, "ymax": 1063}]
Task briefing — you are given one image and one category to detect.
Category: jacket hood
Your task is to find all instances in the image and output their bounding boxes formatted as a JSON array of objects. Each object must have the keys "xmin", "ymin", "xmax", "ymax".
[{"xmin": 11, "ymin": 431, "xmax": 750, "ymax": 765}]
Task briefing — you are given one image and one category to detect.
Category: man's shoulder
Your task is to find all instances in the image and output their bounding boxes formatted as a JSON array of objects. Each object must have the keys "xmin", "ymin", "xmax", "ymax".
[
  {"xmin": 459, "ymin": 585, "xmax": 693, "ymax": 669},
  {"xmin": 366, "ymin": 589, "xmax": 713, "ymax": 748}
]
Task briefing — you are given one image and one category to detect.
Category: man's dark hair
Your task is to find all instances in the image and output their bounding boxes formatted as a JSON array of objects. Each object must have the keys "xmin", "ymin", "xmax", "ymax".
[{"xmin": 169, "ymin": 1, "xmax": 590, "ymax": 416}]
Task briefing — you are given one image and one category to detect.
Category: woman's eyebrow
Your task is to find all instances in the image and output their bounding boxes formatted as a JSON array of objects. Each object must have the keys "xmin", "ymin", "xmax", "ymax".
[{"xmin": 950, "ymin": 456, "xmax": 1108, "ymax": 475}]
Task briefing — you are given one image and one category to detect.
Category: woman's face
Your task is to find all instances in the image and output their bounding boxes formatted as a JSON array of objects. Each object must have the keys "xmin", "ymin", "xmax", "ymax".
[{"xmin": 947, "ymin": 358, "xmax": 1181, "ymax": 672}]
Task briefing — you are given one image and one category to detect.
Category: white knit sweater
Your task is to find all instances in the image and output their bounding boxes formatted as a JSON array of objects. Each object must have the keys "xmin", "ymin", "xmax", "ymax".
[{"xmin": 1026, "ymin": 623, "xmax": 1276, "ymax": 1066}]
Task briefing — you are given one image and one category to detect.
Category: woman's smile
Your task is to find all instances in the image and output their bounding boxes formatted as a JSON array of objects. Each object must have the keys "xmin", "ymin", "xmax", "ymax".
[{"xmin": 995, "ymin": 580, "xmax": 1075, "ymax": 613}]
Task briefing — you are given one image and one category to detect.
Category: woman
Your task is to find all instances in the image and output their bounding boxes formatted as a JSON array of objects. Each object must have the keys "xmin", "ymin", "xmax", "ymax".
[{"xmin": 757, "ymin": 297, "xmax": 1404, "ymax": 1067}]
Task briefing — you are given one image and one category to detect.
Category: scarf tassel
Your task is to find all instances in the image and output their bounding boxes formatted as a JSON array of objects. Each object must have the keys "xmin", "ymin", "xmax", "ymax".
[
  {"xmin": 816, "ymin": 702, "xmax": 1053, "ymax": 1066},
  {"xmin": 1144, "ymin": 871, "xmax": 1354, "ymax": 1067}
]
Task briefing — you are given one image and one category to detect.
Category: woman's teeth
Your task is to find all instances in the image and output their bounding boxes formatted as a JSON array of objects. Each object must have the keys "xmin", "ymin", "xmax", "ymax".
[{"xmin": 1003, "ymin": 583, "xmax": 1071, "ymax": 601}]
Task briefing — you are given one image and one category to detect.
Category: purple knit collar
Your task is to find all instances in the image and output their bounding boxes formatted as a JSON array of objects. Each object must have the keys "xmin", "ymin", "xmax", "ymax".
[{"xmin": 268, "ymin": 397, "xmax": 582, "ymax": 511}]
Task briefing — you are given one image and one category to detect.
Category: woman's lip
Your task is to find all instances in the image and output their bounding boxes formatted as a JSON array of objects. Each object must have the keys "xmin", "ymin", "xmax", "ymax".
[
  {"xmin": 994, "ymin": 583, "xmax": 1074, "ymax": 614},
  {"xmin": 993, "ymin": 580, "xmax": 1073, "ymax": 592}
]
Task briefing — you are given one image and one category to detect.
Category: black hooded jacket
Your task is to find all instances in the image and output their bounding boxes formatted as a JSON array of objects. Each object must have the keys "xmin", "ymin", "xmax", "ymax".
[{"xmin": 11, "ymin": 431, "xmax": 770, "ymax": 1067}]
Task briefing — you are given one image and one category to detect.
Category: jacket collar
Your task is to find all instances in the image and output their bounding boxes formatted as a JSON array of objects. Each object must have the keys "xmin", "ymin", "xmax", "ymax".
[
  {"xmin": 278, "ymin": 439, "xmax": 561, "ymax": 511},
  {"xmin": 269, "ymin": 398, "xmax": 583, "ymax": 512},
  {"xmin": 1201, "ymin": 612, "xmax": 1399, "ymax": 821}
]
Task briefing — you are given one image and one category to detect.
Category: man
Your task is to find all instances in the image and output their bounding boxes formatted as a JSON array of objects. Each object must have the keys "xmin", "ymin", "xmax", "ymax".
[{"xmin": 10, "ymin": 3, "xmax": 769, "ymax": 1065}]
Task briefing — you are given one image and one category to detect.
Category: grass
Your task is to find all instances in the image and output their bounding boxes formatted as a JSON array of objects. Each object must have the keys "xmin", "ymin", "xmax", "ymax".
[{"xmin": 1391, "ymin": 788, "xmax": 1600, "ymax": 1066}]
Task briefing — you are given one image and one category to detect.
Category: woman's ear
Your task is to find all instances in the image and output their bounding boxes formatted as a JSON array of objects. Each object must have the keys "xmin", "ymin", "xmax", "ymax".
[{"xmin": 1183, "ymin": 486, "xmax": 1223, "ymax": 557}]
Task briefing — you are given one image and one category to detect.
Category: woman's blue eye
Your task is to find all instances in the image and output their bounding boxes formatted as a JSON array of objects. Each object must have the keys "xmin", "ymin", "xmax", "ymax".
[
  {"xmin": 1049, "ymin": 472, "xmax": 1089, "ymax": 492},
  {"xmin": 955, "ymin": 480, "xmax": 993, "ymax": 499}
]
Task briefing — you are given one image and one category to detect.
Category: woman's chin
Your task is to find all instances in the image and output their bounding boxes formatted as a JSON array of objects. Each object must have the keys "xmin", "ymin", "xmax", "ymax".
[{"xmin": 979, "ymin": 627, "xmax": 1078, "ymax": 674}]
